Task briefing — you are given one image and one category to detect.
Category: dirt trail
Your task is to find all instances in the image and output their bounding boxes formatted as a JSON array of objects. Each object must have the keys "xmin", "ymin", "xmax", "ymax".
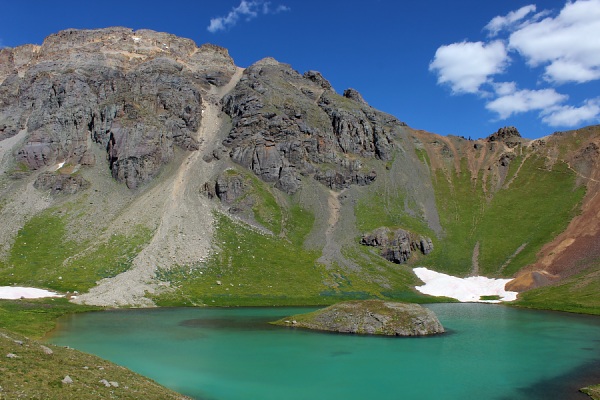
[
  {"xmin": 504, "ymin": 153, "xmax": 531, "ymax": 189},
  {"xmin": 75, "ymin": 68, "xmax": 244, "ymax": 307},
  {"xmin": 317, "ymin": 189, "xmax": 355, "ymax": 269}
]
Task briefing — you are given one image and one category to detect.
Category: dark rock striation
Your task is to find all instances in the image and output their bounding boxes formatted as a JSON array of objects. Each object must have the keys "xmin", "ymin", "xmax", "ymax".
[
  {"xmin": 221, "ymin": 58, "xmax": 405, "ymax": 193},
  {"xmin": 361, "ymin": 227, "xmax": 433, "ymax": 264},
  {"xmin": 272, "ymin": 300, "xmax": 445, "ymax": 336},
  {"xmin": 0, "ymin": 27, "xmax": 236, "ymax": 188}
]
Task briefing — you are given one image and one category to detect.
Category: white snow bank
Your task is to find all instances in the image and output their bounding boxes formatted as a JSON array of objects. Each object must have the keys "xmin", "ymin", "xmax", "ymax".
[
  {"xmin": 54, "ymin": 161, "xmax": 65, "ymax": 171},
  {"xmin": 413, "ymin": 267, "xmax": 518, "ymax": 303},
  {"xmin": 0, "ymin": 287, "xmax": 62, "ymax": 300}
]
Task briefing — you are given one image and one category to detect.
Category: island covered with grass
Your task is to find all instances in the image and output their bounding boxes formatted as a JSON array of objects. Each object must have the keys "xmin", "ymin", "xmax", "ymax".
[{"xmin": 271, "ymin": 300, "xmax": 445, "ymax": 336}]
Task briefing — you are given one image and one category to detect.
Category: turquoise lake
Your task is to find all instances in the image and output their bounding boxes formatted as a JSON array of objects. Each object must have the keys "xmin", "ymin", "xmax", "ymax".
[{"xmin": 49, "ymin": 304, "xmax": 600, "ymax": 399}]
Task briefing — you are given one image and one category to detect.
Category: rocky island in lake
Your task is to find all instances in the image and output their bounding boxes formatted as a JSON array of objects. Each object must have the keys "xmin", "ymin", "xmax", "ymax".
[{"xmin": 272, "ymin": 300, "xmax": 445, "ymax": 336}]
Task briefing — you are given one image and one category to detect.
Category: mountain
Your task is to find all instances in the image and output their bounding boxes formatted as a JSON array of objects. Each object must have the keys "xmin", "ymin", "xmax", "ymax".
[{"xmin": 1, "ymin": 27, "xmax": 599, "ymax": 313}]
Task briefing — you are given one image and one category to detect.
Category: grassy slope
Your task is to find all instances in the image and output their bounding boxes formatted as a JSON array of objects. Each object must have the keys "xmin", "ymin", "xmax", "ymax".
[
  {"xmin": 153, "ymin": 167, "xmax": 434, "ymax": 306},
  {"xmin": 424, "ymin": 154, "xmax": 584, "ymax": 277},
  {"xmin": 0, "ymin": 209, "xmax": 152, "ymax": 293},
  {"xmin": 0, "ymin": 327, "xmax": 189, "ymax": 400},
  {"xmin": 514, "ymin": 263, "xmax": 600, "ymax": 315},
  {"xmin": 0, "ymin": 298, "xmax": 98, "ymax": 339}
]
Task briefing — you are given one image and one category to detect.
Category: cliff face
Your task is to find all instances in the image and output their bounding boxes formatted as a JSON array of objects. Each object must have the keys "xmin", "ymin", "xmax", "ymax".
[
  {"xmin": 0, "ymin": 27, "xmax": 598, "ymax": 309},
  {"xmin": 221, "ymin": 59, "xmax": 401, "ymax": 193},
  {"xmin": 0, "ymin": 27, "xmax": 235, "ymax": 188}
]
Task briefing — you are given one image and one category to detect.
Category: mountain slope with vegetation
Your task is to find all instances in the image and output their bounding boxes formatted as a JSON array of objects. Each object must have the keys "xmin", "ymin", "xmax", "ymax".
[{"xmin": 0, "ymin": 27, "xmax": 598, "ymax": 315}]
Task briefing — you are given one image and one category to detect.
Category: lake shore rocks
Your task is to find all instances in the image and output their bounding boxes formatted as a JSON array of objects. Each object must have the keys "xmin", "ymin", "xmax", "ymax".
[{"xmin": 271, "ymin": 300, "xmax": 445, "ymax": 336}]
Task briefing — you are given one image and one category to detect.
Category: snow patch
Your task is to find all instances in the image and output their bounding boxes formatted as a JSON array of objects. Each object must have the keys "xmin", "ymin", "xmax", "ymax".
[
  {"xmin": 132, "ymin": 36, "xmax": 141, "ymax": 43},
  {"xmin": 413, "ymin": 267, "xmax": 518, "ymax": 303},
  {"xmin": 54, "ymin": 162, "xmax": 65, "ymax": 171},
  {"xmin": 0, "ymin": 287, "xmax": 62, "ymax": 300}
]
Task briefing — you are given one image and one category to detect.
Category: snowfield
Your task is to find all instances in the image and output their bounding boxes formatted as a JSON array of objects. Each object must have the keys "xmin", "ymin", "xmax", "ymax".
[
  {"xmin": 413, "ymin": 267, "xmax": 518, "ymax": 303},
  {"xmin": 0, "ymin": 287, "xmax": 62, "ymax": 300}
]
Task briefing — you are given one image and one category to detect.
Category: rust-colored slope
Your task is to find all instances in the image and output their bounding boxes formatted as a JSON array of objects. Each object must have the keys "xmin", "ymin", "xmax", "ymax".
[{"xmin": 508, "ymin": 126, "xmax": 600, "ymax": 291}]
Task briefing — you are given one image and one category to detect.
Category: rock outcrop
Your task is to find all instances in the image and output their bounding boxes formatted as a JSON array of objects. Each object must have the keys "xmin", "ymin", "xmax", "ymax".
[
  {"xmin": 487, "ymin": 126, "xmax": 522, "ymax": 148},
  {"xmin": 0, "ymin": 27, "xmax": 236, "ymax": 188},
  {"xmin": 361, "ymin": 227, "xmax": 433, "ymax": 264},
  {"xmin": 221, "ymin": 58, "xmax": 404, "ymax": 193},
  {"xmin": 203, "ymin": 169, "xmax": 254, "ymax": 215},
  {"xmin": 33, "ymin": 172, "xmax": 90, "ymax": 195},
  {"xmin": 272, "ymin": 300, "xmax": 445, "ymax": 336}
]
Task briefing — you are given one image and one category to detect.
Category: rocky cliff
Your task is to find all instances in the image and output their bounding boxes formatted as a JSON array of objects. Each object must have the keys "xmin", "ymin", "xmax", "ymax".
[
  {"xmin": 0, "ymin": 27, "xmax": 235, "ymax": 188},
  {"xmin": 221, "ymin": 58, "xmax": 401, "ymax": 193}
]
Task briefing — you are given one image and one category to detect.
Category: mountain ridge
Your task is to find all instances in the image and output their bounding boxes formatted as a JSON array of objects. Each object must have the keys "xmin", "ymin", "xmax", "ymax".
[{"xmin": 0, "ymin": 27, "xmax": 598, "ymax": 312}]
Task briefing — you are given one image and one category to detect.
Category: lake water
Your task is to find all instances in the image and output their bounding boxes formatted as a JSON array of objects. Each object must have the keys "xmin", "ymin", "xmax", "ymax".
[{"xmin": 49, "ymin": 304, "xmax": 600, "ymax": 400}]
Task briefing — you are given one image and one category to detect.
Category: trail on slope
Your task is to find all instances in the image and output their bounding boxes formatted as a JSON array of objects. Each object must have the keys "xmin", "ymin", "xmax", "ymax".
[
  {"xmin": 75, "ymin": 68, "xmax": 244, "ymax": 306},
  {"xmin": 317, "ymin": 189, "xmax": 359, "ymax": 271}
]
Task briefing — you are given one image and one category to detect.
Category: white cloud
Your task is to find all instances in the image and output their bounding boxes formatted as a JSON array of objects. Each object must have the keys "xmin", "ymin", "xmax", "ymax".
[
  {"xmin": 541, "ymin": 98, "xmax": 600, "ymax": 126},
  {"xmin": 207, "ymin": 1, "xmax": 290, "ymax": 33},
  {"xmin": 430, "ymin": 0, "xmax": 600, "ymax": 130},
  {"xmin": 486, "ymin": 87, "xmax": 568, "ymax": 119},
  {"xmin": 509, "ymin": 0, "xmax": 600, "ymax": 83},
  {"xmin": 429, "ymin": 40, "xmax": 509, "ymax": 94},
  {"xmin": 485, "ymin": 5, "xmax": 537, "ymax": 36}
]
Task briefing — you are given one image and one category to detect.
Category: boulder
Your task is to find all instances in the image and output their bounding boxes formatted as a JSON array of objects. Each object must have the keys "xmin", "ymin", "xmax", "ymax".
[{"xmin": 361, "ymin": 227, "xmax": 433, "ymax": 264}]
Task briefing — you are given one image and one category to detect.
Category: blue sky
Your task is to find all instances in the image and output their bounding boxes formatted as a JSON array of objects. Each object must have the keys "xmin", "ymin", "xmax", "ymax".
[{"xmin": 2, "ymin": 0, "xmax": 600, "ymax": 139}]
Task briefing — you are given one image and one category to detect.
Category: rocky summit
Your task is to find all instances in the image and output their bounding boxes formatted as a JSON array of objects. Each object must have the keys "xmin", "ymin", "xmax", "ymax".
[{"xmin": 1, "ymin": 28, "xmax": 600, "ymax": 313}]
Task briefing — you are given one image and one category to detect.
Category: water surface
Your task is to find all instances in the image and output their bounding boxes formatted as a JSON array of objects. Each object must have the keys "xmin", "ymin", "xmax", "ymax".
[{"xmin": 49, "ymin": 304, "xmax": 600, "ymax": 399}]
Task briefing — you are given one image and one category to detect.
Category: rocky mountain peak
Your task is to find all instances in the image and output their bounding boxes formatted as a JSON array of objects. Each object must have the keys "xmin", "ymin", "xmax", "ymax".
[
  {"xmin": 221, "ymin": 58, "xmax": 402, "ymax": 193},
  {"xmin": 486, "ymin": 126, "xmax": 523, "ymax": 148},
  {"xmin": 303, "ymin": 70, "xmax": 333, "ymax": 90},
  {"xmin": 39, "ymin": 27, "xmax": 198, "ymax": 63},
  {"xmin": 343, "ymin": 88, "xmax": 368, "ymax": 105},
  {"xmin": 0, "ymin": 27, "xmax": 237, "ymax": 188}
]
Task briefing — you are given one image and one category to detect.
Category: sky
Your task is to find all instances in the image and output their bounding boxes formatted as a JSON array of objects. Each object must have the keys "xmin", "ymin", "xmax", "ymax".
[{"xmin": 2, "ymin": 0, "xmax": 600, "ymax": 139}]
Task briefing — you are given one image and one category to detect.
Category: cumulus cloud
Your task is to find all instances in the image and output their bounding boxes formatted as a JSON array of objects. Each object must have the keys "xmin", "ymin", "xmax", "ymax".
[
  {"xmin": 207, "ymin": 1, "xmax": 290, "ymax": 33},
  {"xmin": 486, "ymin": 87, "xmax": 567, "ymax": 119},
  {"xmin": 509, "ymin": 0, "xmax": 600, "ymax": 83},
  {"xmin": 485, "ymin": 4, "xmax": 537, "ymax": 36},
  {"xmin": 541, "ymin": 98, "xmax": 600, "ymax": 126},
  {"xmin": 429, "ymin": 41, "xmax": 508, "ymax": 94},
  {"xmin": 431, "ymin": 0, "xmax": 600, "ymax": 129}
]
